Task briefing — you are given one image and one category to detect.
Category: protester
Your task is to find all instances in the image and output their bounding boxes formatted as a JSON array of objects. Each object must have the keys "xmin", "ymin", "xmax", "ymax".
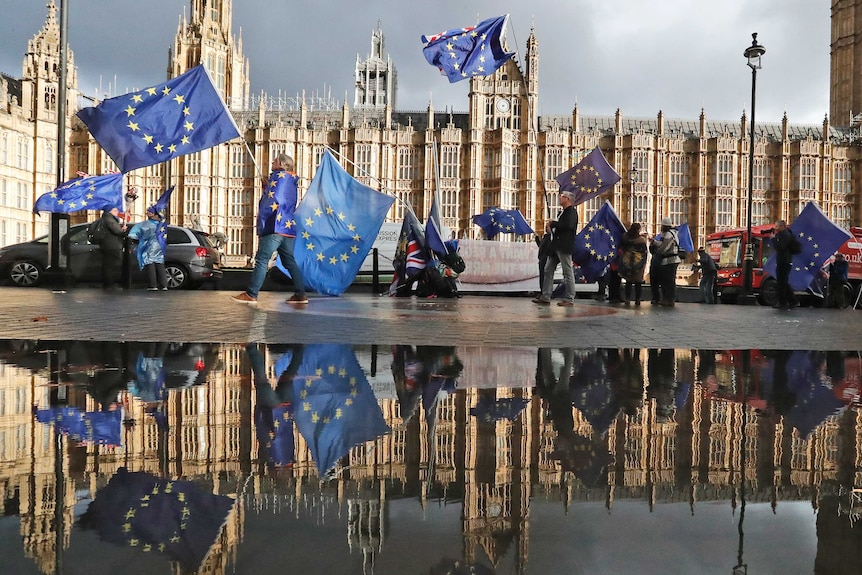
[
  {"xmin": 651, "ymin": 218, "xmax": 681, "ymax": 306},
  {"xmin": 618, "ymin": 222, "xmax": 648, "ymax": 306},
  {"xmin": 127, "ymin": 206, "xmax": 168, "ymax": 291},
  {"xmin": 96, "ymin": 206, "xmax": 127, "ymax": 291},
  {"xmin": 692, "ymin": 246, "xmax": 718, "ymax": 304},
  {"xmin": 232, "ymin": 153, "xmax": 307, "ymax": 305},
  {"xmin": 770, "ymin": 219, "xmax": 797, "ymax": 310},
  {"xmin": 827, "ymin": 253, "xmax": 850, "ymax": 308},
  {"xmin": 532, "ymin": 191, "xmax": 578, "ymax": 307}
]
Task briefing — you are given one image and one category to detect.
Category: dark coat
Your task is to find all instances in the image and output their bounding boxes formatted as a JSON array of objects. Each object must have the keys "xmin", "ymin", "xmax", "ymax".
[
  {"xmin": 98, "ymin": 210, "xmax": 125, "ymax": 251},
  {"xmin": 773, "ymin": 227, "xmax": 795, "ymax": 265},
  {"xmin": 549, "ymin": 205, "xmax": 578, "ymax": 253},
  {"xmin": 619, "ymin": 234, "xmax": 648, "ymax": 282}
]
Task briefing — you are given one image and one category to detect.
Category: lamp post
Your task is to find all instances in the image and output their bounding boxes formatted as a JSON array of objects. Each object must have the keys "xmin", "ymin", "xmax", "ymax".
[{"xmin": 741, "ymin": 33, "xmax": 765, "ymax": 305}]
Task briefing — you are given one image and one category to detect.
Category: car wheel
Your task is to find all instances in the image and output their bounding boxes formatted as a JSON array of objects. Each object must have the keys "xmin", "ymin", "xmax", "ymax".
[
  {"xmin": 758, "ymin": 278, "xmax": 778, "ymax": 307},
  {"xmin": 9, "ymin": 261, "xmax": 44, "ymax": 287},
  {"xmin": 165, "ymin": 263, "xmax": 190, "ymax": 290}
]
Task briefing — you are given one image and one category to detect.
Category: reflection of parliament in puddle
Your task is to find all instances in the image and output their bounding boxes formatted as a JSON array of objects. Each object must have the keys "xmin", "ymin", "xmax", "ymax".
[{"xmin": 1, "ymin": 341, "xmax": 862, "ymax": 574}]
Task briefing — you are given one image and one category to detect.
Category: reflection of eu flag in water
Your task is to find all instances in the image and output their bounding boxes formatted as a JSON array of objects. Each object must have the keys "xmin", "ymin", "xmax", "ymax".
[
  {"xmin": 77, "ymin": 65, "xmax": 241, "ymax": 173},
  {"xmin": 573, "ymin": 201, "xmax": 627, "ymax": 282},
  {"xmin": 472, "ymin": 207, "xmax": 534, "ymax": 239},
  {"xmin": 289, "ymin": 344, "xmax": 389, "ymax": 476},
  {"xmin": 470, "ymin": 396, "xmax": 530, "ymax": 422},
  {"xmin": 421, "ymin": 15, "xmax": 515, "ymax": 83},
  {"xmin": 79, "ymin": 468, "xmax": 235, "ymax": 570},
  {"xmin": 281, "ymin": 151, "xmax": 395, "ymax": 296},
  {"xmin": 33, "ymin": 173, "xmax": 124, "ymax": 215},
  {"xmin": 555, "ymin": 147, "xmax": 621, "ymax": 206},
  {"xmin": 763, "ymin": 202, "xmax": 852, "ymax": 291},
  {"xmin": 255, "ymin": 405, "xmax": 295, "ymax": 467},
  {"xmin": 36, "ymin": 406, "xmax": 122, "ymax": 446},
  {"xmin": 783, "ymin": 351, "xmax": 845, "ymax": 437},
  {"xmin": 570, "ymin": 352, "xmax": 620, "ymax": 435}
]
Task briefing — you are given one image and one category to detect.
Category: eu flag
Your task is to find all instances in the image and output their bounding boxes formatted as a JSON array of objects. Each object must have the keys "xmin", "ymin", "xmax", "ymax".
[
  {"xmin": 782, "ymin": 351, "xmax": 846, "ymax": 437},
  {"xmin": 79, "ymin": 468, "xmax": 235, "ymax": 570},
  {"xmin": 555, "ymin": 147, "xmax": 622, "ymax": 206},
  {"xmin": 470, "ymin": 396, "xmax": 530, "ymax": 423},
  {"xmin": 288, "ymin": 344, "xmax": 389, "ymax": 476},
  {"xmin": 77, "ymin": 65, "xmax": 241, "ymax": 173},
  {"xmin": 425, "ymin": 192, "xmax": 449, "ymax": 256},
  {"xmin": 33, "ymin": 173, "xmax": 124, "ymax": 214},
  {"xmin": 573, "ymin": 201, "xmax": 626, "ymax": 282},
  {"xmin": 421, "ymin": 15, "xmax": 515, "ymax": 83},
  {"xmin": 282, "ymin": 150, "xmax": 394, "ymax": 296},
  {"xmin": 471, "ymin": 207, "xmax": 534, "ymax": 239},
  {"xmin": 35, "ymin": 406, "xmax": 122, "ymax": 446},
  {"xmin": 142, "ymin": 186, "xmax": 174, "ymax": 255},
  {"xmin": 677, "ymin": 222, "xmax": 695, "ymax": 253},
  {"xmin": 763, "ymin": 202, "xmax": 852, "ymax": 291}
]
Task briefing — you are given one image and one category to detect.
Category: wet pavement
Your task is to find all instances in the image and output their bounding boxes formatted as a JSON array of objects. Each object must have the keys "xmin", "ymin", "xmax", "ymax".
[
  {"xmin": 0, "ymin": 286, "xmax": 859, "ymax": 349},
  {"xmin": 2, "ymin": 286, "xmax": 862, "ymax": 575}
]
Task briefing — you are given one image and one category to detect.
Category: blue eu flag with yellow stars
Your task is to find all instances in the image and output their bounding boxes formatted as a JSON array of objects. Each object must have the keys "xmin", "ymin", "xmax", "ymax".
[
  {"xmin": 283, "ymin": 150, "xmax": 395, "ymax": 296},
  {"xmin": 573, "ymin": 201, "xmax": 626, "ymax": 282},
  {"xmin": 763, "ymin": 202, "xmax": 851, "ymax": 291},
  {"xmin": 421, "ymin": 15, "xmax": 515, "ymax": 83},
  {"xmin": 77, "ymin": 65, "xmax": 241, "ymax": 173},
  {"xmin": 151, "ymin": 186, "xmax": 174, "ymax": 254},
  {"xmin": 555, "ymin": 147, "xmax": 622, "ymax": 207},
  {"xmin": 33, "ymin": 173, "xmax": 124, "ymax": 214},
  {"xmin": 79, "ymin": 468, "xmax": 235, "ymax": 570},
  {"xmin": 36, "ymin": 405, "xmax": 122, "ymax": 446},
  {"xmin": 471, "ymin": 207, "xmax": 534, "ymax": 239},
  {"xmin": 288, "ymin": 344, "xmax": 389, "ymax": 476}
]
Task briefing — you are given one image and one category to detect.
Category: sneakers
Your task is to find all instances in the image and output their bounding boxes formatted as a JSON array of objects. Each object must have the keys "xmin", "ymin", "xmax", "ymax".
[
  {"xmin": 287, "ymin": 294, "xmax": 309, "ymax": 304},
  {"xmin": 146, "ymin": 287, "xmax": 159, "ymax": 291},
  {"xmin": 557, "ymin": 300, "xmax": 575, "ymax": 307},
  {"xmin": 532, "ymin": 298, "xmax": 551, "ymax": 305},
  {"xmin": 160, "ymin": 286, "xmax": 169, "ymax": 291},
  {"xmin": 231, "ymin": 292, "xmax": 257, "ymax": 304}
]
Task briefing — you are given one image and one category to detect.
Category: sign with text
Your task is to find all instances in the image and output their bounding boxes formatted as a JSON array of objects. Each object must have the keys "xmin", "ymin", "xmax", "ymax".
[{"xmin": 457, "ymin": 239, "xmax": 539, "ymax": 292}]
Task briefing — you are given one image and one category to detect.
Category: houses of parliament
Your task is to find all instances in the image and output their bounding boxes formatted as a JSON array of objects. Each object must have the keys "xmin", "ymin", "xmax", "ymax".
[{"xmin": 2, "ymin": 1, "xmax": 862, "ymax": 262}]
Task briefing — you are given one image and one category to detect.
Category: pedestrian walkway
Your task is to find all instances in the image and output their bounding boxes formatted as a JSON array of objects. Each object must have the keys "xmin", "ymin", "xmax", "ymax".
[{"xmin": 0, "ymin": 287, "xmax": 858, "ymax": 350}]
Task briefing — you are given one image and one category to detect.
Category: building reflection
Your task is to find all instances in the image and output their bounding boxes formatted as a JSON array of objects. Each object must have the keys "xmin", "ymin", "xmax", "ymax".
[{"xmin": 0, "ymin": 342, "xmax": 861, "ymax": 574}]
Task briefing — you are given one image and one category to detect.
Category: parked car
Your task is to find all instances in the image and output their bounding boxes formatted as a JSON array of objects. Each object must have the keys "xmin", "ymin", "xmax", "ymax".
[{"xmin": 0, "ymin": 223, "xmax": 223, "ymax": 289}]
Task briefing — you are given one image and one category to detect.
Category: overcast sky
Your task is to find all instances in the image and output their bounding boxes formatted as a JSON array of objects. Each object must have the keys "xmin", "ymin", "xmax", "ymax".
[{"xmin": 1, "ymin": 0, "xmax": 831, "ymax": 126}]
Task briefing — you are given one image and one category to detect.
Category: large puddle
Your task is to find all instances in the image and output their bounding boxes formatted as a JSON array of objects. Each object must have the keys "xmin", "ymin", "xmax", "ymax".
[{"xmin": 1, "ymin": 341, "xmax": 860, "ymax": 574}]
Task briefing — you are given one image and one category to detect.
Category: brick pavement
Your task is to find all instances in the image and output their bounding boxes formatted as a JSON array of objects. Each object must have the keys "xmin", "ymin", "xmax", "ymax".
[{"xmin": 1, "ymin": 286, "xmax": 859, "ymax": 350}]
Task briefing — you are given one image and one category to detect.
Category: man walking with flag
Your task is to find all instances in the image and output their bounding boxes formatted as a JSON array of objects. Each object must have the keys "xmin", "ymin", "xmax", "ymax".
[
  {"xmin": 770, "ymin": 219, "xmax": 797, "ymax": 310},
  {"xmin": 533, "ymin": 191, "xmax": 578, "ymax": 307},
  {"xmin": 232, "ymin": 154, "xmax": 307, "ymax": 305}
]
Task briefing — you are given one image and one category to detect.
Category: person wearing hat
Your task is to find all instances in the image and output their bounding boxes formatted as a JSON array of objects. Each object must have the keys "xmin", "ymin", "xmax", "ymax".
[
  {"xmin": 533, "ymin": 190, "xmax": 578, "ymax": 307},
  {"xmin": 650, "ymin": 218, "xmax": 681, "ymax": 306},
  {"xmin": 692, "ymin": 246, "xmax": 718, "ymax": 304},
  {"xmin": 827, "ymin": 252, "xmax": 850, "ymax": 308},
  {"xmin": 127, "ymin": 206, "xmax": 168, "ymax": 290},
  {"xmin": 96, "ymin": 205, "xmax": 127, "ymax": 290}
]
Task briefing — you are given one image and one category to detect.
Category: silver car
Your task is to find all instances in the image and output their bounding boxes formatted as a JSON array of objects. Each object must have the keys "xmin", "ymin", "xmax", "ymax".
[{"xmin": 0, "ymin": 223, "xmax": 223, "ymax": 289}]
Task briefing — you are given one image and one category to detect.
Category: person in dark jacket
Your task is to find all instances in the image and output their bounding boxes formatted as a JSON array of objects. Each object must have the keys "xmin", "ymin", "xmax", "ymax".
[
  {"xmin": 97, "ymin": 206, "xmax": 126, "ymax": 290},
  {"xmin": 827, "ymin": 253, "xmax": 850, "ymax": 308},
  {"xmin": 771, "ymin": 219, "xmax": 796, "ymax": 310},
  {"xmin": 692, "ymin": 246, "xmax": 718, "ymax": 304},
  {"xmin": 533, "ymin": 191, "xmax": 578, "ymax": 307}
]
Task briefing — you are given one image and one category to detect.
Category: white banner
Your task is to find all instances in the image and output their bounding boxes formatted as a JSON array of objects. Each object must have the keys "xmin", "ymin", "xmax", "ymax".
[{"xmin": 456, "ymin": 239, "xmax": 540, "ymax": 292}]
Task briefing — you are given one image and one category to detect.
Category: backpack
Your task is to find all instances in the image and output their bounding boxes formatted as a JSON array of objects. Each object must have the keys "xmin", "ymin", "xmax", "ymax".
[
  {"xmin": 788, "ymin": 232, "xmax": 802, "ymax": 255},
  {"xmin": 87, "ymin": 219, "xmax": 105, "ymax": 244}
]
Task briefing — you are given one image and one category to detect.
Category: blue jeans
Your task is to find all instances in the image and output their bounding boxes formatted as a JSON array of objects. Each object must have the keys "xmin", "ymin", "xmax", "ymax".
[{"xmin": 246, "ymin": 234, "xmax": 305, "ymax": 298}]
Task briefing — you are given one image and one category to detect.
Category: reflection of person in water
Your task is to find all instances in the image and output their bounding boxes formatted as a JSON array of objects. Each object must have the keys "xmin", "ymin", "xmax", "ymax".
[
  {"xmin": 766, "ymin": 350, "xmax": 797, "ymax": 417},
  {"xmin": 647, "ymin": 349, "xmax": 677, "ymax": 422},
  {"xmin": 611, "ymin": 348, "xmax": 645, "ymax": 416},
  {"xmin": 81, "ymin": 342, "xmax": 127, "ymax": 411},
  {"xmin": 247, "ymin": 343, "xmax": 303, "ymax": 468},
  {"xmin": 536, "ymin": 348, "xmax": 610, "ymax": 486},
  {"xmin": 391, "ymin": 345, "xmax": 463, "ymax": 422}
]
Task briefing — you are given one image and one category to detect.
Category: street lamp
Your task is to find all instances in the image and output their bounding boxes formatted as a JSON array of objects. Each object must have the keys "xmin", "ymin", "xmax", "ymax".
[{"xmin": 741, "ymin": 33, "xmax": 765, "ymax": 305}]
